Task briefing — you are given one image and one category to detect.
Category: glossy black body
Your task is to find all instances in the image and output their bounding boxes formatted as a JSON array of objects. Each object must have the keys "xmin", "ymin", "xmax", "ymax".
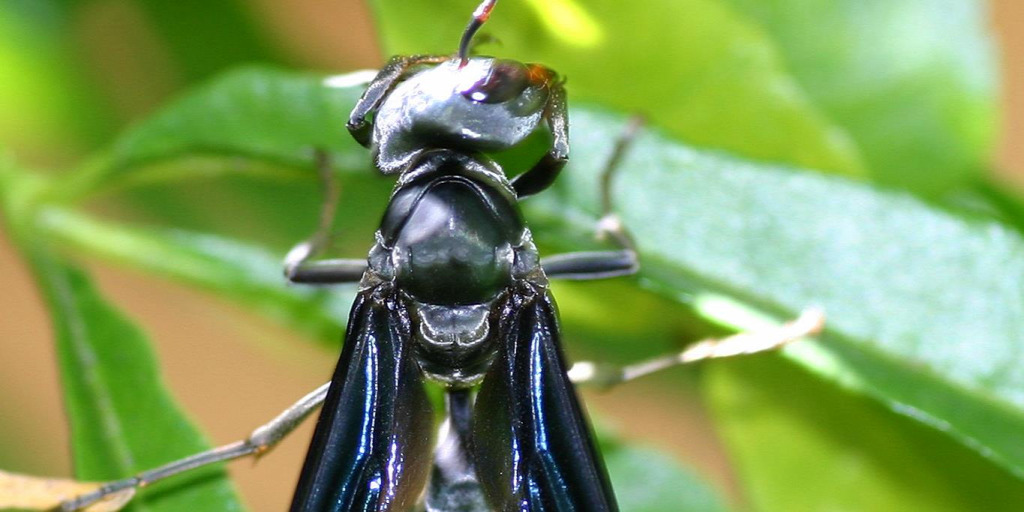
[
  {"xmin": 291, "ymin": 149, "xmax": 617, "ymax": 511},
  {"xmin": 290, "ymin": 49, "xmax": 617, "ymax": 511}
]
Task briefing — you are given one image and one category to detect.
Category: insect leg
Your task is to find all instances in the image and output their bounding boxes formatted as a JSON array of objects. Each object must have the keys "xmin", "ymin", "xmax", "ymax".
[
  {"xmin": 510, "ymin": 82, "xmax": 568, "ymax": 198},
  {"xmin": 284, "ymin": 149, "xmax": 368, "ymax": 284},
  {"xmin": 541, "ymin": 250, "xmax": 637, "ymax": 280},
  {"xmin": 541, "ymin": 116, "xmax": 645, "ymax": 280},
  {"xmin": 347, "ymin": 54, "xmax": 449, "ymax": 147},
  {"xmin": 59, "ymin": 383, "xmax": 332, "ymax": 511},
  {"xmin": 568, "ymin": 309, "xmax": 826, "ymax": 390},
  {"xmin": 425, "ymin": 389, "xmax": 489, "ymax": 511},
  {"xmin": 284, "ymin": 255, "xmax": 367, "ymax": 284}
]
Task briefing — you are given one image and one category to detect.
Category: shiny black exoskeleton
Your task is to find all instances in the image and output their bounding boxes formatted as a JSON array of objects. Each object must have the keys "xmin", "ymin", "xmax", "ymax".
[
  {"xmin": 51, "ymin": 3, "xmax": 812, "ymax": 511},
  {"xmin": 288, "ymin": 2, "xmax": 634, "ymax": 510}
]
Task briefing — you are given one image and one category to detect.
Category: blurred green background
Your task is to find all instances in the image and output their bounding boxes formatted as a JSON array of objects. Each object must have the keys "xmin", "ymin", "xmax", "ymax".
[{"xmin": 1, "ymin": 0, "xmax": 1023, "ymax": 510}]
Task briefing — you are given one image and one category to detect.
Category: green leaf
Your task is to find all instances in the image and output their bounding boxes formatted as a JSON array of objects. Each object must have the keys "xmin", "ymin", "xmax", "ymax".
[
  {"xmin": 65, "ymin": 67, "xmax": 368, "ymax": 198},
  {"xmin": 21, "ymin": 243, "xmax": 243, "ymax": 511},
  {"xmin": 57, "ymin": 68, "xmax": 391, "ymax": 253},
  {"xmin": 706, "ymin": 357, "xmax": 1024, "ymax": 510},
  {"xmin": 723, "ymin": 0, "xmax": 998, "ymax": 195},
  {"xmin": 604, "ymin": 443, "xmax": 730, "ymax": 512},
  {"xmin": 527, "ymin": 108, "xmax": 1024, "ymax": 477},
  {"xmin": 41, "ymin": 208, "xmax": 352, "ymax": 343},
  {"xmin": 955, "ymin": 177, "xmax": 1024, "ymax": 235},
  {"xmin": 369, "ymin": 0, "xmax": 865, "ymax": 177},
  {"xmin": 132, "ymin": 0, "xmax": 283, "ymax": 83},
  {"xmin": 43, "ymin": 68, "xmax": 1023, "ymax": 484}
]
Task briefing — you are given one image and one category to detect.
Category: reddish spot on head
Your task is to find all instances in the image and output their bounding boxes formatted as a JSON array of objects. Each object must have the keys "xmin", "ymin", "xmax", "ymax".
[{"xmin": 527, "ymin": 64, "xmax": 557, "ymax": 86}]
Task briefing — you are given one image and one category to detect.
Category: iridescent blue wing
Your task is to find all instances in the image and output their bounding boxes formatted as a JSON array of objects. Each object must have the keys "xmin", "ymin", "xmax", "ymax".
[
  {"xmin": 472, "ymin": 291, "xmax": 618, "ymax": 511},
  {"xmin": 290, "ymin": 291, "xmax": 434, "ymax": 512}
]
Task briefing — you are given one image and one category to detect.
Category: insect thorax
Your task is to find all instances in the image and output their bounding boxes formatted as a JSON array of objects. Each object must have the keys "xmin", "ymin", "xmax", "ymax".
[{"xmin": 362, "ymin": 150, "xmax": 545, "ymax": 386}]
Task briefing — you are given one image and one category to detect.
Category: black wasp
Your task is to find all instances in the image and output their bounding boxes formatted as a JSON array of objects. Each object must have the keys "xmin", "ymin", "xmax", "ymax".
[
  {"xmin": 61, "ymin": 1, "xmax": 819, "ymax": 510},
  {"xmin": 284, "ymin": 1, "xmax": 632, "ymax": 509}
]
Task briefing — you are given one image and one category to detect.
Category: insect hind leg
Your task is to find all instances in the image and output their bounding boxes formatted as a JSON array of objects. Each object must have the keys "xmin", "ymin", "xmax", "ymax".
[
  {"xmin": 59, "ymin": 383, "xmax": 332, "ymax": 511},
  {"xmin": 568, "ymin": 309, "xmax": 826, "ymax": 390},
  {"xmin": 425, "ymin": 389, "xmax": 489, "ymax": 512}
]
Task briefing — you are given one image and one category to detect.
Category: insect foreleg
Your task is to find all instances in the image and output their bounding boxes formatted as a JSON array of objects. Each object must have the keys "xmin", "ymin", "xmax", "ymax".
[
  {"xmin": 510, "ymin": 84, "xmax": 569, "ymax": 198},
  {"xmin": 347, "ymin": 54, "xmax": 450, "ymax": 147}
]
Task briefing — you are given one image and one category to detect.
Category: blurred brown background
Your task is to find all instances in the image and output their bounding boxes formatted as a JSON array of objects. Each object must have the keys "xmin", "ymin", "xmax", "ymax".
[
  {"xmin": 1, "ymin": 1, "xmax": 1022, "ymax": 510},
  {"xmin": 997, "ymin": 0, "xmax": 1024, "ymax": 188}
]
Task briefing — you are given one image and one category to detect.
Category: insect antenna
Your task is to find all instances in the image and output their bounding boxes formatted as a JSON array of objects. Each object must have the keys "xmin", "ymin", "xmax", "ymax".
[{"xmin": 458, "ymin": 0, "xmax": 498, "ymax": 66}]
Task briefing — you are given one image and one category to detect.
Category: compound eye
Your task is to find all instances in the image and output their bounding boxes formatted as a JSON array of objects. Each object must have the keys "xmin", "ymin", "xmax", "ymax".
[{"xmin": 461, "ymin": 60, "xmax": 530, "ymax": 104}]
